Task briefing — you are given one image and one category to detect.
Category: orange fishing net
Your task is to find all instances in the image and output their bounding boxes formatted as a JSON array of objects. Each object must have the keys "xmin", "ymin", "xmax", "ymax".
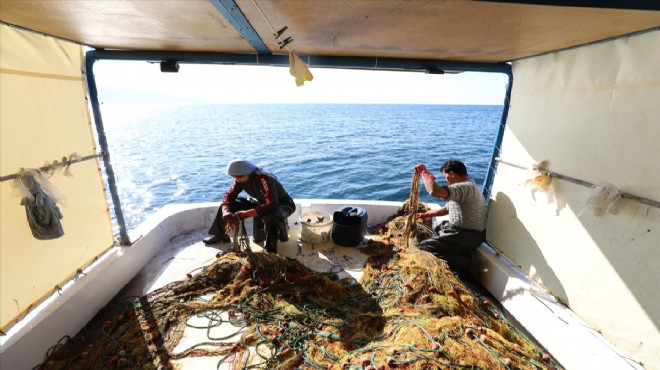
[
  {"xmin": 36, "ymin": 173, "xmax": 560, "ymax": 370},
  {"xmin": 36, "ymin": 228, "xmax": 559, "ymax": 370}
]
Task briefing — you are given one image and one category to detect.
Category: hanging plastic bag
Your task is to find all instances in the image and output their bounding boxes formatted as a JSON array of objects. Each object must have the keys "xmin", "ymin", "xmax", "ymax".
[
  {"xmin": 289, "ymin": 51, "xmax": 313, "ymax": 87},
  {"xmin": 523, "ymin": 171, "xmax": 551, "ymax": 190},
  {"xmin": 521, "ymin": 161, "xmax": 551, "ymax": 191},
  {"xmin": 16, "ymin": 170, "xmax": 65, "ymax": 239},
  {"xmin": 583, "ymin": 183, "xmax": 622, "ymax": 217}
]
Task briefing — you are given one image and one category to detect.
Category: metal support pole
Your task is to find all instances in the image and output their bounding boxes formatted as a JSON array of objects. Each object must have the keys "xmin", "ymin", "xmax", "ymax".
[
  {"xmin": 483, "ymin": 68, "xmax": 513, "ymax": 205},
  {"xmin": 84, "ymin": 52, "xmax": 131, "ymax": 245}
]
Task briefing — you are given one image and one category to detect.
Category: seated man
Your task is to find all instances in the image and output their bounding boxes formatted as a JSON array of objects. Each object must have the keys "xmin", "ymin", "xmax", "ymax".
[
  {"xmin": 204, "ymin": 159, "xmax": 296, "ymax": 253},
  {"xmin": 414, "ymin": 160, "xmax": 487, "ymax": 277}
]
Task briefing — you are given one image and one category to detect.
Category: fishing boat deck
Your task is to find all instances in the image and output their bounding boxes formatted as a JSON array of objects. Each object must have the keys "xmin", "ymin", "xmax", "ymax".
[
  {"xmin": 8, "ymin": 201, "xmax": 641, "ymax": 370},
  {"xmin": 110, "ymin": 225, "xmax": 377, "ymax": 369},
  {"xmin": 83, "ymin": 199, "xmax": 556, "ymax": 370},
  {"xmin": 117, "ymin": 225, "xmax": 370, "ymax": 301},
  {"xmin": 102, "ymin": 210, "xmax": 512, "ymax": 370}
]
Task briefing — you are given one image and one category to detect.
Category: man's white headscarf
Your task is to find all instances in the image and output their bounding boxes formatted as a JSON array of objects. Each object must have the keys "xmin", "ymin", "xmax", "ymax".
[{"xmin": 227, "ymin": 160, "xmax": 258, "ymax": 176}]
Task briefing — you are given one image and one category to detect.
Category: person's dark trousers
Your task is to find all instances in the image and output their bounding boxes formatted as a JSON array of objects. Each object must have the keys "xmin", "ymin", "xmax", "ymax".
[
  {"xmin": 417, "ymin": 221, "xmax": 485, "ymax": 276},
  {"xmin": 208, "ymin": 198, "xmax": 294, "ymax": 253},
  {"xmin": 263, "ymin": 205, "xmax": 294, "ymax": 253}
]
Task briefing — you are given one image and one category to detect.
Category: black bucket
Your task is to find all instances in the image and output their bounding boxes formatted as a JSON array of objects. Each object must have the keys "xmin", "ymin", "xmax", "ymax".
[{"xmin": 331, "ymin": 206, "xmax": 368, "ymax": 247}]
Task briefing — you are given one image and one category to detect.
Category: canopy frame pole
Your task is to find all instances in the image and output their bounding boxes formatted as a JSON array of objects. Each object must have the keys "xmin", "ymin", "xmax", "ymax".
[
  {"xmin": 483, "ymin": 70, "xmax": 513, "ymax": 204},
  {"xmin": 84, "ymin": 53, "xmax": 131, "ymax": 245}
]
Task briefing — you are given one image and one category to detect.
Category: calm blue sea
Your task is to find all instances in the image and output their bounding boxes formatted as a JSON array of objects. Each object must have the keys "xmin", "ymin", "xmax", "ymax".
[{"xmin": 99, "ymin": 104, "xmax": 503, "ymax": 230}]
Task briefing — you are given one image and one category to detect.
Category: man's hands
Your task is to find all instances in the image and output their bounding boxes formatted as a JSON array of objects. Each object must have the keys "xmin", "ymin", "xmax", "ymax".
[
  {"xmin": 416, "ymin": 210, "xmax": 437, "ymax": 219},
  {"xmin": 223, "ymin": 208, "xmax": 258, "ymax": 229},
  {"xmin": 234, "ymin": 210, "xmax": 251, "ymax": 219},
  {"xmin": 415, "ymin": 163, "xmax": 436, "ymax": 181},
  {"xmin": 222, "ymin": 212, "xmax": 239, "ymax": 228}
]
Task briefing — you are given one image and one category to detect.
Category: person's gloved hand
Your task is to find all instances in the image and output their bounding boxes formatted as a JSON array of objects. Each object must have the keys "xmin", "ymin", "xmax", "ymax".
[
  {"xmin": 221, "ymin": 205, "xmax": 232, "ymax": 219},
  {"xmin": 416, "ymin": 210, "xmax": 437, "ymax": 219},
  {"xmin": 235, "ymin": 209, "xmax": 258, "ymax": 220},
  {"xmin": 222, "ymin": 212, "xmax": 238, "ymax": 226},
  {"xmin": 415, "ymin": 164, "xmax": 428, "ymax": 173},
  {"xmin": 222, "ymin": 210, "xmax": 234, "ymax": 221},
  {"xmin": 415, "ymin": 163, "xmax": 436, "ymax": 181}
]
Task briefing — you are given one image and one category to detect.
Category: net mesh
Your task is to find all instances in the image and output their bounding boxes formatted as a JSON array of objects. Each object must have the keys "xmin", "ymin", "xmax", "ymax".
[{"xmin": 36, "ymin": 172, "xmax": 560, "ymax": 370}]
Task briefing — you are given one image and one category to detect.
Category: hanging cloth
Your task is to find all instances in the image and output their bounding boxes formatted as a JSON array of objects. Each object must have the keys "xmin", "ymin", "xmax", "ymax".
[
  {"xmin": 289, "ymin": 51, "xmax": 313, "ymax": 86},
  {"xmin": 19, "ymin": 173, "xmax": 64, "ymax": 240}
]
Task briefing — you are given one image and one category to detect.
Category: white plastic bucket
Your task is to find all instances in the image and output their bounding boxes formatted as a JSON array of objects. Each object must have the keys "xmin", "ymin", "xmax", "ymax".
[{"xmin": 300, "ymin": 211, "xmax": 332, "ymax": 244}]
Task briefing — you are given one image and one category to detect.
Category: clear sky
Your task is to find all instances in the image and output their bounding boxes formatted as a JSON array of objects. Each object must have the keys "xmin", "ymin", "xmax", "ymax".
[{"xmin": 93, "ymin": 60, "xmax": 509, "ymax": 105}]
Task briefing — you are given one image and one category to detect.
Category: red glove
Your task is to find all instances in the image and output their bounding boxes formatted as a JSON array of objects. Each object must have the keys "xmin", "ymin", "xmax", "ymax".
[
  {"xmin": 415, "ymin": 163, "xmax": 436, "ymax": 181},
  {"xmin": 416, "ymin": 210, "xmax": 437, "ymax": 219},
  {"xmin": 415, "ymin": 164, "xmax": 428, "ymax": 173},
  {"xmin": 235, "ymin": 209, "xmax": 258, "ymax": 219}
]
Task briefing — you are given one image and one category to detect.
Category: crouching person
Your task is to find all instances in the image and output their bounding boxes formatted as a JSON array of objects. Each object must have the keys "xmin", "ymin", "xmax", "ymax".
[
  {"xmin": 414, "ymin": 160, "xmax": 487, "ymax": 279},
  {"xmin": 204, "ymin": 159, "xmax": 296, "ymax": 253}
]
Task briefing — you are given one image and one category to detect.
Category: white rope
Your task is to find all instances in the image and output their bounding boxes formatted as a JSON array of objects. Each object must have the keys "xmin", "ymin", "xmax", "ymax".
[{"xmin": 250, "ymin": 0, "xmax": 293, "ymax": 53}]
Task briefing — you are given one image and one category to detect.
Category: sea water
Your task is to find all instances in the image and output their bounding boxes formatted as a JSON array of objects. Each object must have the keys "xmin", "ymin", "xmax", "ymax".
[{"xmin": 99, "ymin": 103, "xmax": 503, "ymax": 230}]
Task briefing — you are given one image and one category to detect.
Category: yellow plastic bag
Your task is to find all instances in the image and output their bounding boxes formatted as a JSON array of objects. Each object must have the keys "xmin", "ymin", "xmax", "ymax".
[{"xmin": 289, "ymin": 51, "xmax": 313, "ymax": 86}]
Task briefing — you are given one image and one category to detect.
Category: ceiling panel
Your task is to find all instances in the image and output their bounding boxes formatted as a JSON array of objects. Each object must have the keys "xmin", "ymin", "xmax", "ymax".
[{"xmin": 1, "ymin": 0, "xmax": 659, "ymax": 63}]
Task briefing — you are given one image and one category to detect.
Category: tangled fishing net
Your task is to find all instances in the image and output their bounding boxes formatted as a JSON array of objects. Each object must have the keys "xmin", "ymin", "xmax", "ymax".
[{"xmin": 37, "ymin": 172, "xmax": 561, "ymax": 370}]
